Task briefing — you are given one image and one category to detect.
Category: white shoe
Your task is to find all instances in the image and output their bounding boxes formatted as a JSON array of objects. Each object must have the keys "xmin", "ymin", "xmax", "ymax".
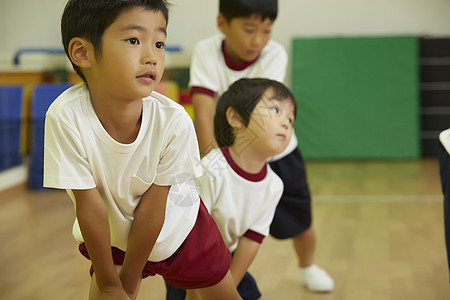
[{"xmin": 300, "ymin": 264, "xmax": 334, "ymax": 292}]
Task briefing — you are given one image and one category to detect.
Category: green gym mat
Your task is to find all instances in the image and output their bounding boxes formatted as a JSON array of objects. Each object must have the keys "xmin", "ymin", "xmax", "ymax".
[{"xmin": 292, "ymin": 36, "xmax": 420, "ymax": 159}]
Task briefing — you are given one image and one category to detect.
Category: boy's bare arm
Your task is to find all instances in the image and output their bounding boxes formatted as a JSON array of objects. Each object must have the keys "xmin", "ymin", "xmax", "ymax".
[
  {"xmin": 192, "ymin": 92, "xmax": 217, "ymax": 157},
  {"xmin": 119, "ymin": 184, "xmax": 170, "ymax": 296},
  {"xmin": 230, "ymin": 236, "xmax": 261, "ymax": 286},
  {"xmin": 73, "ymin": 189, "xmax": 126, "ymax": 296}
]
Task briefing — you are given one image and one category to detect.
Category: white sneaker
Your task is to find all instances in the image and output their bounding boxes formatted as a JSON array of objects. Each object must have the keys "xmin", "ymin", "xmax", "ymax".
[{"xmin": 300, "ymin": 264, "xmax": 334, "ymax": 292}]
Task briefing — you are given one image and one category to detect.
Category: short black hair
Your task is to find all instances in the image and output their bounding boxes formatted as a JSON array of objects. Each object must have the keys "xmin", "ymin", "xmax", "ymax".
[
  {"xmin": 214, "ymin": 78, "xmax": 297, "ymax": 147},
  {"xmin": 61, "ymin": 0, "xmax": 170, "ymax": 82},
  {"xmin": 219, "ymin": 0, "xmax": 277, "ymax": 22}
]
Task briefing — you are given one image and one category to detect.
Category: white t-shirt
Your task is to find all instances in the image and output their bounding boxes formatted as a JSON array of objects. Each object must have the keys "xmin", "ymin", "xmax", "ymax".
[
  {"xmin": 441, "ymin": 128, "xmax": 450, "ymax": 154},
  {"xmin": 44, "ymin": 84, "xmax": 203, "ymax": 262},
  {"xmin": 199, "ymin": 147, "xmax": 283, "ymax": 253},
  {"xmin": 189, "ymin": 34, "xmax": 298, "ymax": 159}
]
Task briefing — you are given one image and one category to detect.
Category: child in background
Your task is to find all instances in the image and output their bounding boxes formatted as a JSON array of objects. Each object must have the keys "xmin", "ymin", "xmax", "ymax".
[
  {"xmin": 439, "ymin": 128, "xmax": 450, "ymax": 277},
  {"xmin": 188, "ymin": 0, "xmax": 334, "ymax": 292},
  {"xmin": 43, "ymin": 1, "xmax": 241, "ymax": 299},
  {"xmin": 167, "ymin": 78, "xmax": 295, "ymax": 300}
]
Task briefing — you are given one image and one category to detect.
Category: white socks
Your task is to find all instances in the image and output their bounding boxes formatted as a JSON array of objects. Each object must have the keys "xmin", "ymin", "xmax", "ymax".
[{"xmin": 299, "ymin": 264, "xmax": 334, "ymax": 292}]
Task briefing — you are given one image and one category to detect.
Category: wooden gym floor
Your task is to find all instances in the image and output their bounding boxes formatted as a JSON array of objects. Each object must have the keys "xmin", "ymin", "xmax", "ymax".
[{"xmin": 0, "ymin": 158, "xmax": 449, "ymax": 300}]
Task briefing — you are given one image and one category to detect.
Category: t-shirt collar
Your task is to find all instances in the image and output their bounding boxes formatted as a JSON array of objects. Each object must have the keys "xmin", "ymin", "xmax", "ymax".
[
  {"xmin": 221, "ymin": 40, "xmax": 259, "ymax": 71},
  {"xmin": 221, "ymin": 146, "xmax": 267, "ymax": 182}
]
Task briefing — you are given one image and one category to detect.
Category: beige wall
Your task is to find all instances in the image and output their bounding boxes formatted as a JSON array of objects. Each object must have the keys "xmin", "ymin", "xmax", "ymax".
[
  {"xmin": 1, "ymin": 0, "xmax": 449, "ymax": 83},
  {"xmin": 1, "ymin": 0, "xmax": 450, "ymax": 54}
]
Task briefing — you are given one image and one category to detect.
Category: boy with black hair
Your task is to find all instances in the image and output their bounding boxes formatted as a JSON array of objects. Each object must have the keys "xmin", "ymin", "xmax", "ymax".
[
  {"xmin": 189, "ymin": 0, "xmax": 334, "ymax": 293},
  {"xmin": 44, "ymin": 1, "xmax": 242, "ymax": 299}
]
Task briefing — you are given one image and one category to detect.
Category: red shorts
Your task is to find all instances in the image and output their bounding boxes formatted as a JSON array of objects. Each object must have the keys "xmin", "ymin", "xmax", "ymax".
[{"xmin": 79, "ymin": 200, "xmax": 231, "ymax": 289}]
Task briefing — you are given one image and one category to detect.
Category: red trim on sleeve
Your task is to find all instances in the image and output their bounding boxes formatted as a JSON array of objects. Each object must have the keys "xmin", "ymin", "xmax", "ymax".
[
  {"xmin": 243, "ymin": 230, "xmax": 265, "ymax": 244},
  {"xmin": 190, "ymin": 86, "xmax": 216, "ymax": 98}
]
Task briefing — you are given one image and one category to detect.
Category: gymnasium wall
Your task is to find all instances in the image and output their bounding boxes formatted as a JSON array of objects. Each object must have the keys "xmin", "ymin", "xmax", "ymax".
[
  {"xmin": 1, "ymin": 0, "xmax": 450, "ymax": 69},
  {"xmin": 1, "ymin": 0, "xmax": 449, "ymax": 162}
]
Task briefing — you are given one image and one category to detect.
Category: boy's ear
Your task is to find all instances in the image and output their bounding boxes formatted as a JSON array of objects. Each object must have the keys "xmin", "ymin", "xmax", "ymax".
[
  {"xmin": 217, "ymin": 13, "xmax": 228, "ymax": 35},
  {"xmin": 226, "ymin": 107, "xmax": 244, "ymax": 129},
  {"xmin": 68, "ymin": 37, "xmax": 93, "ymax": 69}
]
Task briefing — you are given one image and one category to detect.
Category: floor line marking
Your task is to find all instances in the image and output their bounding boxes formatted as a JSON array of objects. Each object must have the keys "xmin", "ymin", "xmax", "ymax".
[{"xmin": 313, "ymin": 194, "xmax": 443, "ymax": 203}]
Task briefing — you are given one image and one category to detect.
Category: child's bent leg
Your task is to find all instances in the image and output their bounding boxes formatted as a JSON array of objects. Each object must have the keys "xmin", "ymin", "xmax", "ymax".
[
  {"xmin": 185, "ymin": 289, "xmax": 201, "ymax": 300},
  {"xmin": 292, "ymin": 226, "xmax": 316, "ymax": 268},
  {"xmin": 197, "ymin": 271, "xmax": 242, "ymax": 300}
]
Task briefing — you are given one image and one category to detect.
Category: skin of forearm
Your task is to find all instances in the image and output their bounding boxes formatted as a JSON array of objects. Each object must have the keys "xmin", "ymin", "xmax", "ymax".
[
  {"xmin": 196, "ymin": 117, "xmax": 217, "ymax": 157},
  {"xmin": 119, "ymin": 185, "xmax": 169, "ymax": 295},
  {"xmin": 230, "ymin": 237, "xmax": 260, "ymax": 286},
  {"xmin": 74, "ymin": 189, "xmax": 122, "ymax": 290},
  {"xmin": 192, "ymin": 94, "xmax": 217, "ymax": 157}
]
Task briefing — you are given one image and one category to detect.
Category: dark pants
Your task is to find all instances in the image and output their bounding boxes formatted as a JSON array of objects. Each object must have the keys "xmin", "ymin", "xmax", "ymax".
[
  {"xmin": 165, "ymin": 271, "xmax": 261, "ymax": 300},
  {"xmin": 438, "ymin": 141, "xmax": 450, "ymax": 276},
  {"xmin": 269, "ymin": 147, "xmax": 312, "ymax": 239}
]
